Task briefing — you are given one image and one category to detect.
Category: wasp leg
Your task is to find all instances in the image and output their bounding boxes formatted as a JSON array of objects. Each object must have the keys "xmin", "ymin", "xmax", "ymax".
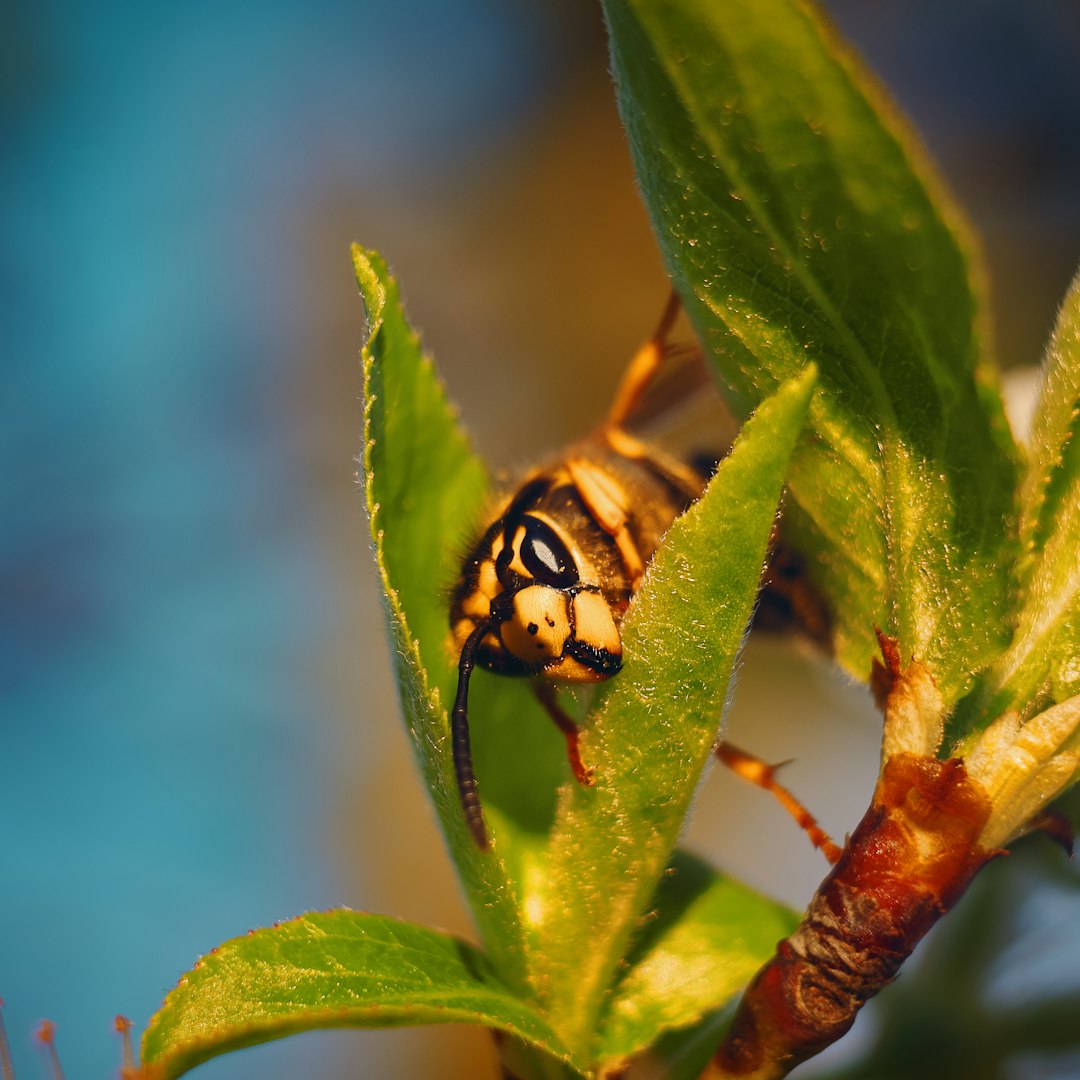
[
  {"xmin": 532, "ymin": 681, "xmax": 595, "ymax": 786},
  {"xmin": 604, "ymin": 425, "xmax": 705, "ymax": 502},
  {"xmin": 601, "ymin": 290, "xmax": 707, "ymax": 503},
  {"xmin": 717, "ymin": 741, "xmax": 842, "ymax": 864},
  {"xmin": 605, "ymin": 290, "xmax": 681, "ymax": 429},
  {"xmin": 566, "ymin": 457, "xmax": 646, "ymax": 589}
]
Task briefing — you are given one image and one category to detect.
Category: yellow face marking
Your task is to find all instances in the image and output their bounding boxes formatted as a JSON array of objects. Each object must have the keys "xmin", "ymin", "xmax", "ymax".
[
  {"xmin": 543, "ymin": 656, "xmax": 610, "ymax": 683},
  {"xmin": 452, "ymin": 617, "xmax": 475, "ymax": 651},
  {"xmin": 453, "ymin": 615, "xmax": 504, "ymax": 653},
  {"xmin": 509, "ymin": 524, "xmax": 535, "ymax": 583},
  {"xmin": 571, "ymin": 590, "xmax": 622, "ymax": 658},
  {"xmin": 500, "ymin": 585, "xmax": 571, "ymax": 664},
  {"xmin": 480, "ymin": 519, "xmax": 541, "ymax": 594},
  {"xmin": 461, "ymin": 591, "xmax": 490, "ymax": 620},
  {"xmin": 477, "ymin": 560, "xmax": 499, "ymax": 601}
]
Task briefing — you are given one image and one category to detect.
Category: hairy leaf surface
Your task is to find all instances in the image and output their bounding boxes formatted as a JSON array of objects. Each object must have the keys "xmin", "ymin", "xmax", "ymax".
[
  {"xmin": 356, "ymin": 247, "xmax": 569, "ymax": 990},
  {"xmin": 532, "ymin": 368, "xmax": 816, "ymax": 1052},
  {"xmin": 980, "ymin": 268, "xmax": 1080, "ymax": 717},
  {"xmin": 142, "ymin": 912, "xmax": 581, "ymax": 1078},
  {"xmin": 596, "ymin": 851, "xmax": 798, "ymax": 1067},
  {"xmin": 603, "ymin": 0, "xmax": 1017, "ymax": 709}
]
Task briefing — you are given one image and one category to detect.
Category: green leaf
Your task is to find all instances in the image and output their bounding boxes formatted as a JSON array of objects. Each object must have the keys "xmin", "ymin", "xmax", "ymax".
[
  {"xmin": 975, "ymin": 267, "xmax": 1080, "ymax": 717},
  {"xmin": 531, "ymin": 367, "xmax": 817, "ymax": 1054},
  {"xmin": 602, "ymin": 0, "xmax": 1018, "ymax": 708},
  {"xmin": 621, "ymin": 1008, "xmax": 742, "ymax": 1080},
  {"xmin": 595, "ymin": 850, "xmax": 799, "ymax": 1068},
  {"xmin": 141, "ymin": 911, "xmax": 583, "ymax": 1079},
  {"xmin": 356, "ymin": 246, "xmax": 571, "ymax": 991},
  {"xmin": 357, "ymin": 249, "xmax": 814, "ymax": 1070}
]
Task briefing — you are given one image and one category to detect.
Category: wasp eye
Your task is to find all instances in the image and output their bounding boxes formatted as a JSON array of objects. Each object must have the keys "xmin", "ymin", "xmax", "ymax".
[{"xmin": 519, "ymin": 516, "xmax": 578, "ymax": 588}]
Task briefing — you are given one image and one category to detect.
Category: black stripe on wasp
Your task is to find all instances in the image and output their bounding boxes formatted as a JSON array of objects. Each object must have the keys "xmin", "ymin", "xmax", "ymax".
[{"xmin": 449, "ymin": 294, "xmax": 836, "ymax": 859}]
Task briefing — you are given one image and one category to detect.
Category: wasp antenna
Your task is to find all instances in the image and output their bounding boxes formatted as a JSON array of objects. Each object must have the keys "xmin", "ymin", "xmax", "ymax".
[
  {"xmin": 453, "ymin": 622, "xmax": 493, "ymax": 850},
  {"xmin": 35, "ymin": 1021, "xmax": 65, "ymax": 1080},
  {"xmin": 0, "ymin": 998, "xmax": 15, "ymax": 1080}
]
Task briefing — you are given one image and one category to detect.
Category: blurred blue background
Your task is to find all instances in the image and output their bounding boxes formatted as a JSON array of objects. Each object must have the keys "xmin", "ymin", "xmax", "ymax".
[{"xmin": 2, "ymin": 2, "xmax": 1078, "ymax": 1078}]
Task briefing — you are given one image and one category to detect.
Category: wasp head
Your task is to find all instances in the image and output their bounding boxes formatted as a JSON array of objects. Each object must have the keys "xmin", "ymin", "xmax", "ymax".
[
  {"xmin": 452, "ymin": 503, "xmax": 622, "ymax": 683},
  {"xmin": 449, "ymin": 478, "xmax": 624, "ymax": 848}
]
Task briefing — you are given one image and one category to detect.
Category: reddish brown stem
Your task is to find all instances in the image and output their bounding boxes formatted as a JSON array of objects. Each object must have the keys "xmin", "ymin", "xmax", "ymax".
[{"xmin": 706, "ymin": 752, "xmax": 994, "ymax": 1080}]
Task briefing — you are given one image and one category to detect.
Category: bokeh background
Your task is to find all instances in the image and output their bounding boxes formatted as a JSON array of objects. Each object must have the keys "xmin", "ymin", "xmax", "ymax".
[{"xmin": 3, "ymin": 2, "xmax": 1080, "ymax": 1078}]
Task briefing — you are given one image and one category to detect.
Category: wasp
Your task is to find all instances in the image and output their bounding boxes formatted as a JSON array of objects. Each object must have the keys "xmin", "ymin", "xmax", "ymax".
[{"xmin": 449, "ymin": 295, "xmax": 833, "ymax": 853}]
